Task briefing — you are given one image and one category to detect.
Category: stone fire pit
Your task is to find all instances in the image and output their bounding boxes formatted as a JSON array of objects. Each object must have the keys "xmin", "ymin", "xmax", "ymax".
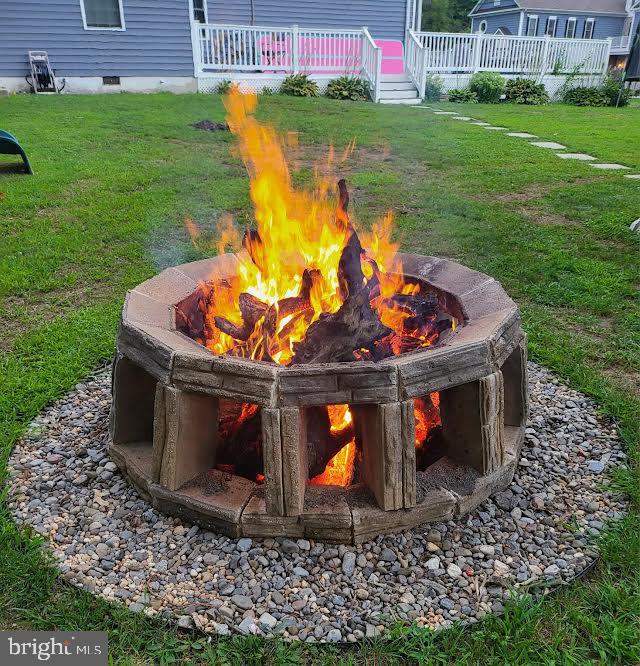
[{"xmin": 109, "ymin": 253, "xmax": 527, "ymax": 544}]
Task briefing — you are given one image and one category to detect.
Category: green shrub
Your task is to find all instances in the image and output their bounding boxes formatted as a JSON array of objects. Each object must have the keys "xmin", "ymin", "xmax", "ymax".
[
  {"xmin": 326, "ymin": 76, "xmax": 370, "ymax": 101},
  {"xmin": 562, "ymin": 86, "xmax": 608, "ymax": 107},
  {"xmin": 424, "ymin": 74, "xmax": 444, "ymax": 102},
  {"xmin": 505, "ymin": 78, "xmax": 549, "ymax": 105},
  {"xmin": 280, "ymin": 74, "xmax": 319, "ymax": 97},
  {"xmin": 214, "ymin": 79, "xmax": 232, "ymax": 94},
  {"xmin": 601, "ymin": 73, "xmax": 630, "ymax": 107},
  {"xmin": 469, "ymin": 72, "xmax": 505, "ymax": 103},
  {"xmin": 448, "ymin": 88, "xmax": 478, "ymax": 103}
]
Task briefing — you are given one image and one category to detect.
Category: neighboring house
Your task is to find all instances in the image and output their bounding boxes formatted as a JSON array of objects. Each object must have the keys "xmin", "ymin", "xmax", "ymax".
[
  {"xmin": 0, "ymin": 0, "xmax": 421, "ymax": 93},
  {"xmin": 469, "ymin": 0, "xmax": 640, "ymax": 65}
]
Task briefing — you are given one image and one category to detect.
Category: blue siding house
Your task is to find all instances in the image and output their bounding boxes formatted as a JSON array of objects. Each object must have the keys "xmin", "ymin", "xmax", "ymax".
[
  {"xmin": 0, "ymin": 0, "xmax": 418, "ymax": 93},
  {"xmin": 469, "ymin": 0, "xmax": 639, "ymax": 64}
]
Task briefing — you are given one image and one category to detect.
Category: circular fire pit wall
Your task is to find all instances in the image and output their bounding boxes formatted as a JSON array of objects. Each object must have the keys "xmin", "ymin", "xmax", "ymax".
[{"xmin": 109, "ymin": 253, "xmax": 527, "ymax": 544}]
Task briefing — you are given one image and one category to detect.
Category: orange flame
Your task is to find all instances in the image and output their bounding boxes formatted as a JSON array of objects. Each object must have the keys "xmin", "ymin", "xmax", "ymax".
[
  {"xmin": 190, "ymin": 88, "xmax": 405, "ymax": 365},
  {"xmin": 310, "ymin": 405, "xmax": 356, "ymax": 487},
  {"xmin": 415, "ymin": 393, "xmax": 441, "ymax": 449}
]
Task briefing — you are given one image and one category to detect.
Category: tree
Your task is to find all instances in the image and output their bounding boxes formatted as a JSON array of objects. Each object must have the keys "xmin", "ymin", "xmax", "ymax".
[{"xmin": 421, "ymin": 0, "xmax": 477, "ymax": 32}]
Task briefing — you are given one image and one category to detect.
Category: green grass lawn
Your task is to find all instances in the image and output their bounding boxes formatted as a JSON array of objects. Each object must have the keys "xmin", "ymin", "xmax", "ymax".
[{"xmin": 1, "ymin": 93, "xmax": 639, "ymax": 664}]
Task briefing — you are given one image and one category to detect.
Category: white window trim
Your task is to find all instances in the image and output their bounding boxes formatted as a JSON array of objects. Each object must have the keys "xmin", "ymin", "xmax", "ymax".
[
  {"xmin": 583, "ymin": 17, "xmax": 595, "ymax": 39},
  {"xmin": 565, "ymin": 17, "xmax": 577, "ymax": 38},
  {"xmin": 526, "ymin": 14, "xmax": 539, "ymax": 36},
  {"xmin": 545, "ymin": 16, "xmax": 557, "ymax": 37},
  {"xmin": 479, "ymin": 20, "xmax": 488, "ymax": 33},
  {"xmin": 79, "ymin": 0, "xmax": 126, "ymax": 31},
  {"xmin": 191, "ymin": 0, "xmax": 209, "ymax": 24}
]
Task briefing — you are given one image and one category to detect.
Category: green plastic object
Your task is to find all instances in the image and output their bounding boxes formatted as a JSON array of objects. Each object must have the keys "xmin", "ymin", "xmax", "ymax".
[{"xmin": 0, "ymin": 130, "xmax": 33, "ymax": 174}]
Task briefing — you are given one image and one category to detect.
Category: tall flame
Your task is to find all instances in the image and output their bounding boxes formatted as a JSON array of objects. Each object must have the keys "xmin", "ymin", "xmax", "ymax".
[{"xmin": 190, "ymin": 88, "xmax": 405, "ymax": 365}]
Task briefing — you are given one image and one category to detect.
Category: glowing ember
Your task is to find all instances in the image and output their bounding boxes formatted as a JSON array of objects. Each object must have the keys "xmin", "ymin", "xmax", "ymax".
[
  {"xmin": 180, "ymin": 88, "xmax": 454, "ymax": 366},
  {"xmin": 310, "ymin": 405, "xmax": 357, "ymax": 487},
  {"xmin": 415, "ymin": 393, "xmax": 441, "ymax": 449}
]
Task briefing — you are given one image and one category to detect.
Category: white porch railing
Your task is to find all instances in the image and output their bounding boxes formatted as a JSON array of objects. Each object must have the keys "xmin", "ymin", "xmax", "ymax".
[
  {"xmin": 414, "ymin": 32, "xmax": 611, "ymax": 77},
  {"xmin": 193, "ymin": 22, "xmax": 381, "ymax": 99},
  {"xmin": 405, "ymin": 30, "xmax": 427, "ymax": 100},
  {"xmin": 361, "ymin": 28, "xmax": 382, "ymax": 102},
  {"xmin": 609, "ymin": 35, "xmax": 631, "ymax": 51}
]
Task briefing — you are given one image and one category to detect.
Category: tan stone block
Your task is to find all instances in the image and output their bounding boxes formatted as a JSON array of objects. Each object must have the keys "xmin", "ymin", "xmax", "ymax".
[
  {"xmin": 261, "ymin": 408, "xmax": 285, "ymax": 516},
  {"xmin": 280, "ymin": 407, "xmax": 307, "ymax": 516},
  {"xmin": 240, "ymin": 495, "xmax": 304, "ymax": 538},
  {"xmin": 159, "ymin": 387, "xmax": 219, "ymax": 491}
]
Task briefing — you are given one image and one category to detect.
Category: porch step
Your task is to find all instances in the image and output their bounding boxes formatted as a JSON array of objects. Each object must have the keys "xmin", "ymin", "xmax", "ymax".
[
  {"xmin": 378, "ymin": 88, "xmax": 420, "ymax": 101},
  {"xmin": 379, "ymin": 80, "xmax": 416, "ymax": 91},
  {"xmin": 379, "ymin": 97, "xmax": 422, "ymax": 105},
  {"xmin": 380, "ymin": 73, "xmax": 413, "ymax": 83}
]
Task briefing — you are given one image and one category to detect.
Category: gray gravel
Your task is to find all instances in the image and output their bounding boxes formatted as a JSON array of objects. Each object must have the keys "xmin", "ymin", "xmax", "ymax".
[{"xmin": 7, "ymin": 363, "xmax": 628, "ymax": 642}]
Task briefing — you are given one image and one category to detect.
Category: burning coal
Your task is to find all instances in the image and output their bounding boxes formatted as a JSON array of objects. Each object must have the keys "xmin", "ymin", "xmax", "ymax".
[{"xmin": 178, "ymin": 89, "xmax": 454, "ymax": 367}]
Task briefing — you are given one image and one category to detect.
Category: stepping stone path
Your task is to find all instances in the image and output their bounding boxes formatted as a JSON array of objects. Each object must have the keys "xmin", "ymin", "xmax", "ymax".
[
  {"xmin": 556, "ymin": 153, "xmax": 597, "ymax": 161},
  {"xmin": 530, "ymin": 141, "xmax": 567, "ymax": 150},
  {"xmin": 590, "ymin": 163, "xmax": 630, "ymax": 170},
  {"xmin": 425, "ymin": 108, "xmax": 633, "ymax": 183}
]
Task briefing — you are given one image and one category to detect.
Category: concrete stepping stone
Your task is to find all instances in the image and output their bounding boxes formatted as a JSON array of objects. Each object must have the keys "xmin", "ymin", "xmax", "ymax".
[
  {"xmin": 530, "ymin": 141, "xmax": 566, "ymax": 150},
  {"xmin": 433, "ymin": 111, "xmax": 459, "ymax": 115},
  {"xmin": 471, "ymin": 121, "xmax": 490, "ymax": 126},
  {"xmin": 452, "ymin": 116, "xmax": 473, "ymax": 121},
  {"xmin": 556, "ymin": 153, "xmax": 596, "ymax": 161},
  {"xmin": 590, "ymin": 163, "xmax": 630, "ymax": 170},
  {"xmin": 485, "ymin": 126, "xmax": 508, "ymax": 130},
  {"xmin": 624, "ymin": 174, "xmax": 640, "ymax": 179},
  {"xmin": 507, "ymin": 132, "xmax": 537, "ymax": 138}
]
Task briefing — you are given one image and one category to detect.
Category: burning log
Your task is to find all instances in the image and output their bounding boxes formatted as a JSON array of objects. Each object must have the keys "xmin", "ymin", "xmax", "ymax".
[
  {"xmin": 291, "ymin": 288, "xmax": 392, "ymax": 364},
  {"xmin": 216, "ymin": 401, "xmax": 263, "ymax": 480},
  {"xmin": 336, "ymin": 178, "xmax": 350, "ymax": 230},
  {"xmin": 306, "ymin": 405, "xmax": 355, "ymax": 478},
  {"xmin": 214, "ymin": 292, "xmax": 268, "ymax": 342}
]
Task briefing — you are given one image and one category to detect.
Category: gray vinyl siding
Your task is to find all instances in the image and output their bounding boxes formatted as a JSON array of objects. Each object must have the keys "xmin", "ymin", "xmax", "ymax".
[
  {"xmin": 0, "ymin": 0, "xmax": 194, "ymax": 78},
  {"xmin": 472, "ymin": 12, "xmax": 522, "ymax": 34},
  {"xmin": 521, "ymin": 12, "xmax": 626, "ymax": 38},
  {"xmin": 206, "ymin": 0, "xmax": 409, "ymax": 41}
]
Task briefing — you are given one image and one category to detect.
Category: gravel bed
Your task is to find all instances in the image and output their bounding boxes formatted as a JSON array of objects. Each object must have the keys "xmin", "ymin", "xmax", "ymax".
[{"xmin": 7, "ymin": 362, "xmax": 628, "ymax": 642}]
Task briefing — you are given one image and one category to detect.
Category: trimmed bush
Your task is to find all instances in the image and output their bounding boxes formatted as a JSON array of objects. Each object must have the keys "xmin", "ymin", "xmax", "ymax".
[
  {"xmin": 326, "ymin": 76, "xmax": 370, "ymax": 101},
  {"xmin": 505, "ymin": 78, "xmax": 549, "ymax": 105},
  {"xmin": 601, "ymin": 73, "xmax": 630, "ymax": 107},
  {"xmin": 469, "ymin": 72, "xmax": 505, "ymax": 103},
  {"xmin": 562, "ymin": 86, "xmax": 608, "ymax": 107},
  {"xmin": 280, "ymin": 74, "xmax": 319, "ymax": 97},
  {"xmin": 424, "ymin": 74, "xmax": 444, "ymax": 102},
  {"xmin": 448, "ymin": 88, "xmax": 478, "ymax": 103}
]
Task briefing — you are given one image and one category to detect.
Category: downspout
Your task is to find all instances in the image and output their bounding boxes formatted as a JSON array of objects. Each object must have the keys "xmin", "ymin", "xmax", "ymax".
[
  {"xmin": 405, "ymin": 0, "xmax": 412, "ymax": 34},
  {"xmin": 250, "ymin": 0, "xmax": 255, "ymax": 25}
]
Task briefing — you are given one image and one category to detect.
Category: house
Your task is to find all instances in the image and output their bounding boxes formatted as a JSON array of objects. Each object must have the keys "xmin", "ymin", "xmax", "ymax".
[
  {"xmin": 468, "ymin": 0, "xmax": 640, "ymax": 66},
  {"xmin": 0, "ymin": 0, "xmax": 421, "ymax": 95}
]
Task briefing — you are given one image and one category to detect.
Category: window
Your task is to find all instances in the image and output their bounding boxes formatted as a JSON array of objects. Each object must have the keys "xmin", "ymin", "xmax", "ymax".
[
  {"xmin": 80, "ymin": 0, "xmax": 124, "ymax": 30},
  {"xmin": 565, "ymin": 17, "xmax": 577, "ymax": 38},
  {"xmin": 493, "ymin": 0, "xmax": 501, "ymax": 5},
  {"xmin": 478, "ymin": 20, "xmax": 488, "ymax": 34},
  {"xmin": 583, "ymin": 18, "xmax": 595, "ymax": 39},
  {"xmin": 526, "ymin": 15, "xmax": 538, "ymax": 36},
  {"xmin": 193, "ymin": 0, "xmax": 207, "ymax": 23},
  {"xmin": 545, "ymin": 16, "xmax": 557, "ymax": 37}
]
